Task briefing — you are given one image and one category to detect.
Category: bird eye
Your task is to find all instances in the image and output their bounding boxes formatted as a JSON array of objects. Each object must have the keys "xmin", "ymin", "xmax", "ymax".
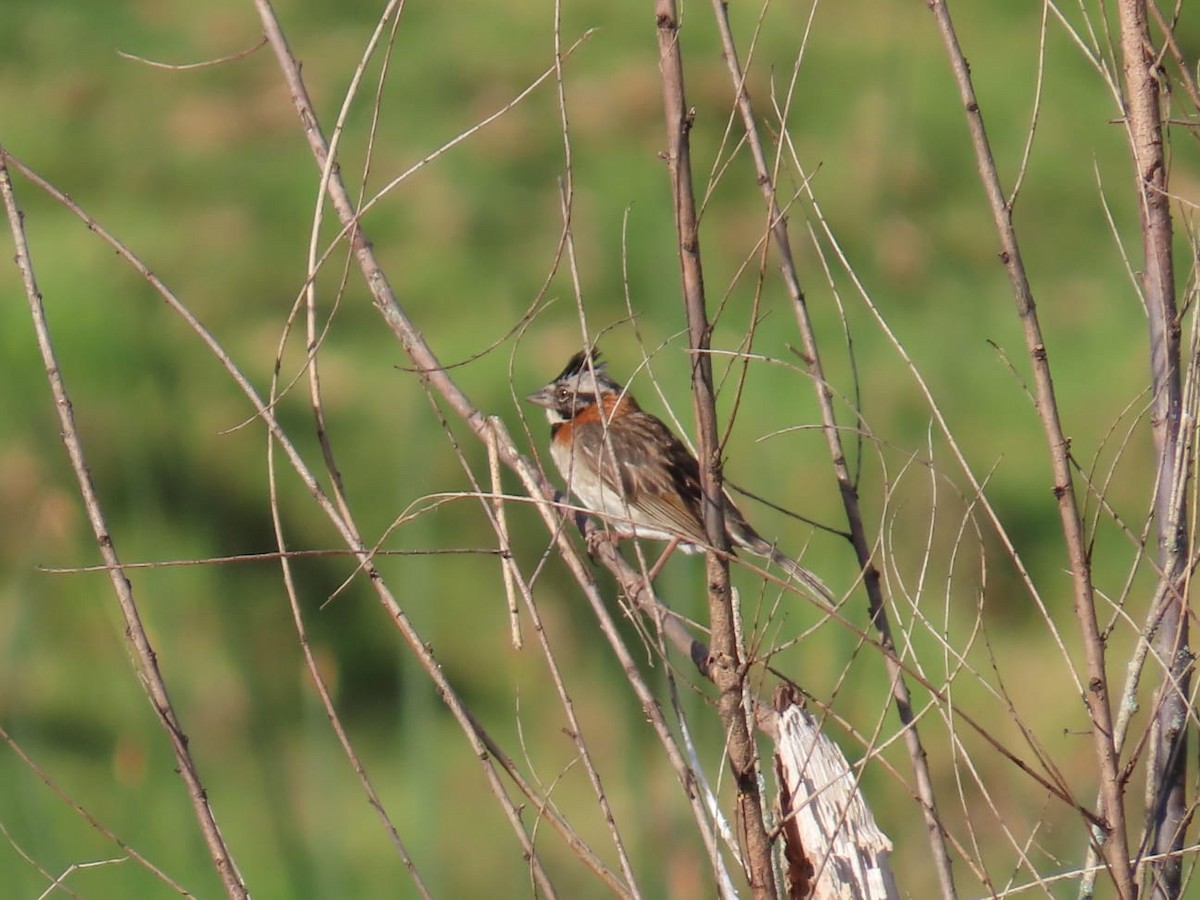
[{"xmin": 557, "ymin": 387, "xmax": 571, "ymax": 403}]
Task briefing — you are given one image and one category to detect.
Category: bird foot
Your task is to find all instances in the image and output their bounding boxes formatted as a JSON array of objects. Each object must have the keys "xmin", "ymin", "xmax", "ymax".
[{"xmin": 584, "ymin": 526, "xmax": 619, "ymax": 559}]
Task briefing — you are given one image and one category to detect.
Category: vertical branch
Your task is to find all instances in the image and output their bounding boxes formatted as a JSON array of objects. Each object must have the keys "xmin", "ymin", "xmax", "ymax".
[
  {"xmin": 923, "ymin": 1, "xmax": 1138, "ymax": 895},
  {"xmin": 653, "ymin": 3, "xmax": 778, "ymax": 896},
  {"xmin": 0, "ymin": 152, "xmax": 250, "ymax": 900},
  {"xmin": 1116, "ymin": 1, "xmax": 1189, "ymax": 896},
  {"xmin": 706, "ymin": 4, "xmax": 959, "ymax": 897}
]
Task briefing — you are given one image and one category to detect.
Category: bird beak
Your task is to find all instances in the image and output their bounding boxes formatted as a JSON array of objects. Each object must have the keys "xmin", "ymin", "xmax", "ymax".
[{"xmin": 525, "ymin": 386, "xmax": 555, "ymax": 409}]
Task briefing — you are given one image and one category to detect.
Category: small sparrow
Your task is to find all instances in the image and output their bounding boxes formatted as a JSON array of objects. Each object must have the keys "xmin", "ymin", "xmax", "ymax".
[{"xmin": 527, "ymin": 349, "xmax": 831, "ymax": 602}]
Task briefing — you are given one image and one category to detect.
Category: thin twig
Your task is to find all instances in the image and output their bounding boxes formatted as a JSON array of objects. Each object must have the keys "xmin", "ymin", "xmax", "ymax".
[
  {"xmin": 706, "ymin": 1, "xmax": 959, "ymax": 895},
  {"xmin": 116, "ymin": 38, "xmax": 267, "ymax": 70},
  {"xmin": 0, "ymin": 152, "xmax": 249, "ymax": 900},
  {"xmin": 0, "ymin": 723, "xmax": 191, "ymax": 895},
  {"xmin": 1114, "ymin": 2, "xmax": 1190, "ymax": 896},
  {"xmin": 4, "ymin": 142, "xmax": 564, "ymax": 896},
  {"xmin": 924, "ymin": 1, "xmax": 1136, "ymax": 894},
  {"xmin": 248, "ymin": 1, "xmax": 752, "ymax": 892},
  {"xmin": 652, "ymin": 2, "xmax": 779, "ymax": 896}
]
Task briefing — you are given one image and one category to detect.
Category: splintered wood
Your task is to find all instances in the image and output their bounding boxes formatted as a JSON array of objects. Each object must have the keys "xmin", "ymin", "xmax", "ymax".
[{"xmin": 773, "ymin": 702, "xmax": 898, "ymax": 900}]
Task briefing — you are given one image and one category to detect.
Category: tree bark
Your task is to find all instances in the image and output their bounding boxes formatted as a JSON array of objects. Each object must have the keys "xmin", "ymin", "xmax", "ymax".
[
  {"xmin": 653, "ymin": 3, "xmax": 778, "ymax": 895},
  {"xmin": 1116, "ymin": 2, "xmax": 1189, "ymax": 897}
]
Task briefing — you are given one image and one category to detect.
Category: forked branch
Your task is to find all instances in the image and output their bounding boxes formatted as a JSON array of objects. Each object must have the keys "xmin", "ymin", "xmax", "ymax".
[
  {"xmin": 652, "ymin": 2, "xmax": 779, "ymax": 895},
  {"xmin": 924, "ymin": 0, "xmax": 1135, "ymax": 895},
  {"xmin": 1116, "ymin": 1, "xmax": 1188, "ymax": 897},
  {"xmin": 706, "ymin": 2, "xmax": 957, "ymax": 896}
]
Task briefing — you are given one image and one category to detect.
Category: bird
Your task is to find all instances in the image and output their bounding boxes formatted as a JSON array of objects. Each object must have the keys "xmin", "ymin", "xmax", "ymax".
[{"xmin": 526, "ymin": 348, "xmax": 832, "ymax": 603}]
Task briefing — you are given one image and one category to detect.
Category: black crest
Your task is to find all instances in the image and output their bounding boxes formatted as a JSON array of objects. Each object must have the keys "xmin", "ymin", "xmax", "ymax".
[{"xmin": 555, "ymin": 347, "xmax": 603, "ymax": 381}]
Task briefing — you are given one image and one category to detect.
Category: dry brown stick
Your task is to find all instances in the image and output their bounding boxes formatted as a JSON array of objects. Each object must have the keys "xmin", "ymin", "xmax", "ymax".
[
  {"xmin": 265, "ymin": 471, "xmax": 432, "ymax": 895},
  {"xmin": 274, "ymin": 7, "xmax": 430, "ymax": 890},
  {"xmin": 1113, "ymin": 0, "xmax": 1190, "ymax": 897},
  {"xmin": 652, "ymin": 3, "xmax": 778, "ymax": 897},
  {"xmin": 1116, "ymin": 3, "xmax": 1190, "ymax": 898},
  {"xmin": 0, "ymin": 723, "xmax": 192, "ymax": 895},
  {"xmin": 265, "ymin": 194, "xmax": 434, "ymax": 900},
  {"xmin": 1146, "ymin": 2, "xmax": 1200, "ymax": 115},
  {"xmin": 600, "ymin": 515, "xmax": 1115, "ymax": 834},
  {"xmin": 431, "ymin": 396, "xmax": 644, "ymax": 897},
  {"xmin": 924, "ymin": 1, "xmax": 1136, "ymax": 895},
  {"xmin": 545, "ymin": 0, "xmax": 679, "ymax": 874},
  {"xmin": 265, "ymin": 41, "xmax": 439, "ymax": 867},
  {"xmin": 706, "ymin": 2, "xmax": 960, "ymax": 896},
  {"xmin": 502, "ymin": 440, "xmax": 732, "ymax": 891},
  {"xmin": 248, "ymin": 10, "xmax": 561, "ymax": 892},
  {"xmin": 268, "ymin": 480, "xmax": 432, "ymax": 896},
  {"xmin": 3, "ymin": 146, "xmax": 567, "ymax": 897},
  {"xmin": 0, "ymin": 153, "xmax": 249, "ymax": 900},
  {"xmin": 249, "ymin": 0, "xmax": 738, "ymax": 890}
]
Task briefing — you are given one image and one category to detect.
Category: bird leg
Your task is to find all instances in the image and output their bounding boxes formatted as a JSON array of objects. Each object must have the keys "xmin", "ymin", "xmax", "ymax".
[
  {"xmin": 643, "ymin": 537, "xmax": 681, "ymax": 584},
  {"xmin": 583, "ymin": 526, "xmax": 678, "ymax": 586}
]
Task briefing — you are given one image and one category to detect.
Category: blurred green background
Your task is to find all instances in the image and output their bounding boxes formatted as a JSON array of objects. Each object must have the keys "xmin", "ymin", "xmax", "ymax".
[{"xmin": 2, "ymin": 0, "xmax": 1197, "ymax": 897}]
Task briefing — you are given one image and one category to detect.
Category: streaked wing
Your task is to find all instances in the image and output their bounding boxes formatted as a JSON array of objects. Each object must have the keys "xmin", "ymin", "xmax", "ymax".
[{"xmin": 577, "ymin": 412, "xmax": 709, "ymax": 545}]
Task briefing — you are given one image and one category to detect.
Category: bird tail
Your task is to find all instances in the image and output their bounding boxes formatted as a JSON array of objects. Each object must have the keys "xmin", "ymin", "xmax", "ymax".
[
  {"xmin": 721, "ymin": 499, "xmax": 832, "ymax": 603},
  {"xmin": 737, "ymin": 533, "xmax": 833, "ymax": 604},
  {"xmin": 768, "ymin": 547, "xmax": 834, "ymax": 604}
]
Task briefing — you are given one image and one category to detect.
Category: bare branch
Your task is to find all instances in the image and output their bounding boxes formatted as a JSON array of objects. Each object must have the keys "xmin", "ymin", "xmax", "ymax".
[
  {"xmin": 0, "ymin": 151, "xmax": 249, "ymax": 900},
  {"xmin": 1115, "ymin": 2, "xmax": 1190, "ymax": 896},
  {"xmin": 706, "ymin": 1, "xmax": 958, "ymax": 895},
  {"xmin": 652, "ymin": 2, "xmax": 778, "ymax": 895},
  {"xmin": 922, "ymin": 1, "xmax": 1136, "ymax": 894}
]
